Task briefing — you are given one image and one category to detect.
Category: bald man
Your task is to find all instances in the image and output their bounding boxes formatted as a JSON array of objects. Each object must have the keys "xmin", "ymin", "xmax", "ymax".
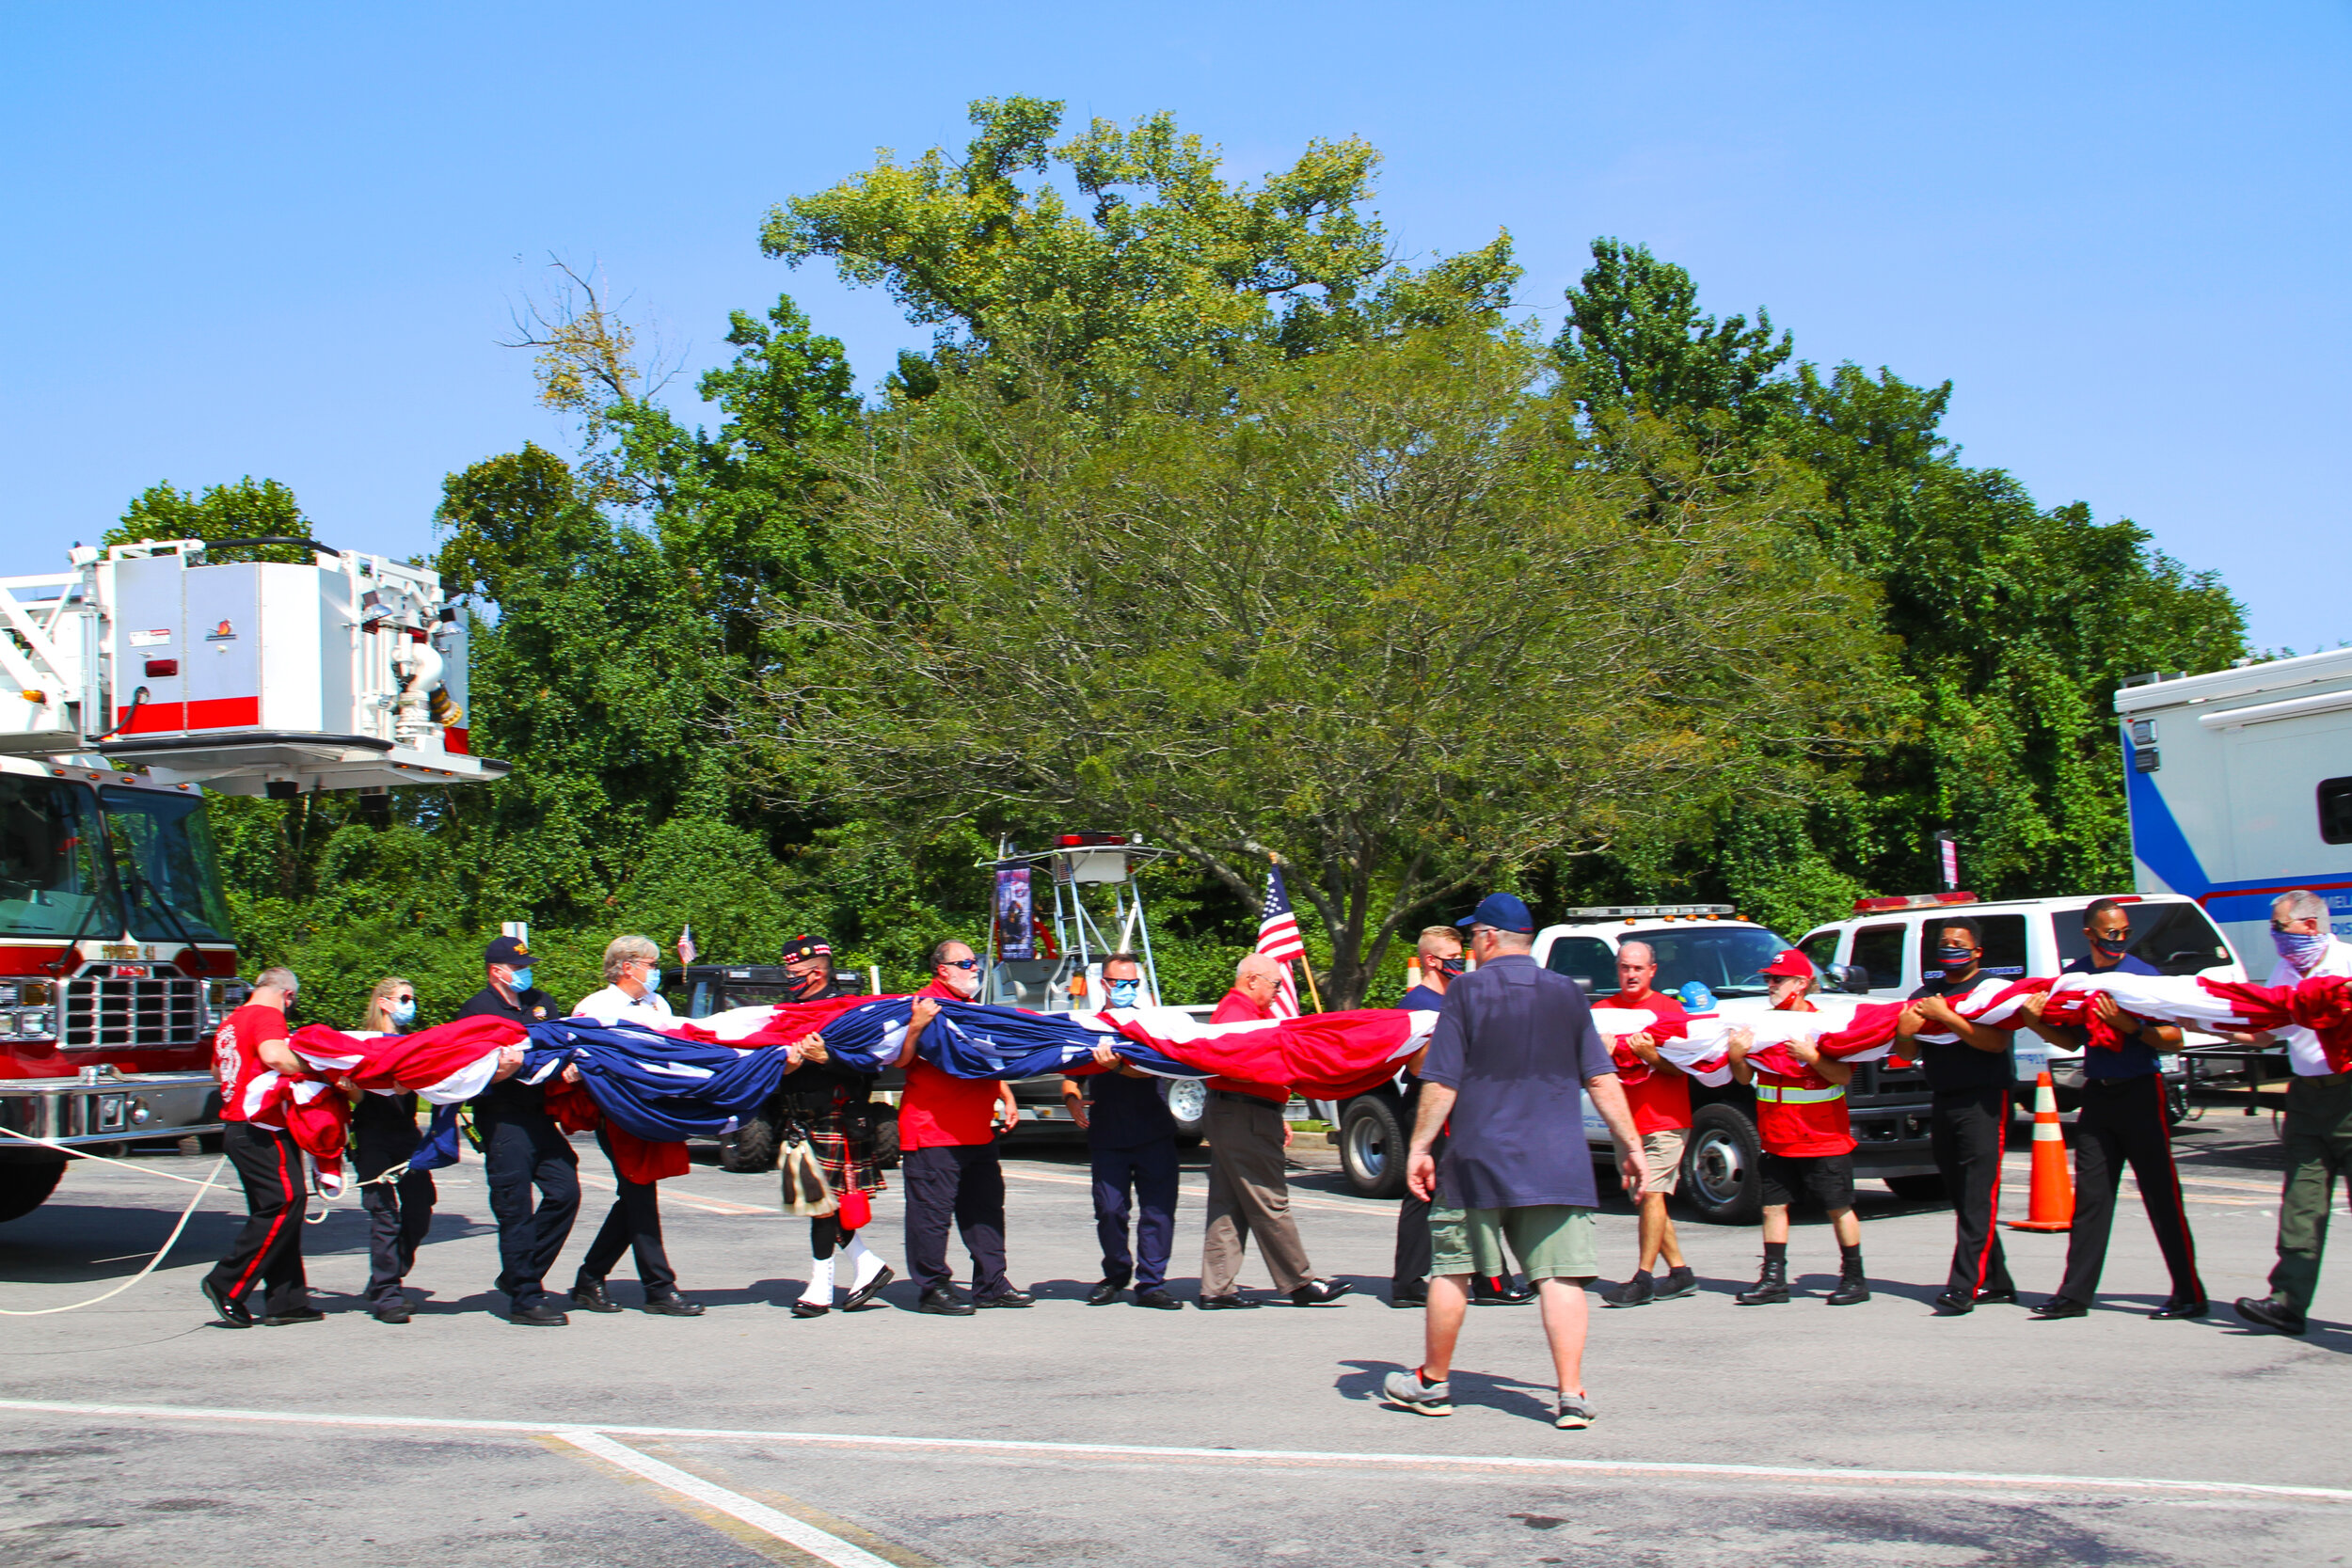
[{"xmin": 1198, "ymin": 954, "xmax": 1350, "ymax": 1308}]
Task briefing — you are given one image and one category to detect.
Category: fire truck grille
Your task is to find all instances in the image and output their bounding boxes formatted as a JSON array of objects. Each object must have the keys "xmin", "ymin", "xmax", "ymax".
[{"xmin": 61, "ymin": 977, "xmax": 204, "ymax": 1050}]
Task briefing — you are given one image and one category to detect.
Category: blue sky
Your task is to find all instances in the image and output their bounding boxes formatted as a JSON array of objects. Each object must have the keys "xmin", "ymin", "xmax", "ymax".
[{"xmin": 2, "ymin": 2, "xmax": 2344, "ymax": 653}]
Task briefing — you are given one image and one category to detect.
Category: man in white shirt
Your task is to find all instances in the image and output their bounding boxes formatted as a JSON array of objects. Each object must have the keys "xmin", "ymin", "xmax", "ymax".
[
  {"xmin": 2226, "ymin": 890, "xmax": 2352, "ymax": 1335},
  {"xmin": 568, "ymin": 934, "xmax": 705, "ymax": 1317}
]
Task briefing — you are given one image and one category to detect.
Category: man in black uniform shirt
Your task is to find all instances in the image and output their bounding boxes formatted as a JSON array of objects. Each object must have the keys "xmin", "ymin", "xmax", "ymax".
[
  {"xmin": 2019, "ymin": 898, "xmax": 2204, "ymax": 1320},
  {"xmin": 783, "ymin": 934, "xmax": 864, "ymax": 1003},
  {"xmin": 458, "ymin": 934, "xmax": 577, "ymax": 1326},
  {"xmin": 1060, "ymin": 954, "xmax": 1184, "ymax": 1309},
  {"xmin": 1896, "ymin": 915, "xmax": 2020, "ymax": 1315}
]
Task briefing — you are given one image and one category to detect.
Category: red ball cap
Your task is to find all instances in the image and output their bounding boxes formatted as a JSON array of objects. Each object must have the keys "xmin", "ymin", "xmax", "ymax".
[{"xmin": 1757, "ymin": 949, "xmax": 1816, "ymax": 979}]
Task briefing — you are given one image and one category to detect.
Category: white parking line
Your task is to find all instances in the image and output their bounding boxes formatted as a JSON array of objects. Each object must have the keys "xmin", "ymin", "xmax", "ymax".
[
  {"xmin": 549, "ymin": 1430, "xmax": 898, "ymax": 1568},
  {"xmin": 2, "ymin": 1397, "xmax": 2344, "ymax": 1505}
]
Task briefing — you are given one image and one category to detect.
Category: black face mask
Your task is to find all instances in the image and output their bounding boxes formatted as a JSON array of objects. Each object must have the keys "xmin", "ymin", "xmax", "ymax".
[
  {"xmin": 2090, "ymin": 935, "xmax": 2130, "ymax": 958},
  {"xmin": 1437, "ymin": 958, "xmax": 1466, "ymax": 977},
  {"xmin": 1935, "ymin": 946, "xmax": 1979, "ymax": 974}
]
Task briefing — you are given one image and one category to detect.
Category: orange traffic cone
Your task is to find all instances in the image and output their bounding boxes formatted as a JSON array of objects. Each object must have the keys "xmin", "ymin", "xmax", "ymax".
[{"xmin": 2005, "ymin": 1070, "xmax": 2074, "ymax": 1232}]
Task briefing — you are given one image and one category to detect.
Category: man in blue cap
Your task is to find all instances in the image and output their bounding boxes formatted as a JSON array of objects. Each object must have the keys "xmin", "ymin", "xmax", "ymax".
[{"xmin": 1381, "ymin": 893, "xmax": 1644, "ymax": 1431}]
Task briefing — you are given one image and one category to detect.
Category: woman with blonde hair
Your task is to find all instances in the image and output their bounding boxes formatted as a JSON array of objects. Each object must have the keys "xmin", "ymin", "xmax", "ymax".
[{"xmin": 353, "ymin": 975, "xmax": 435, "ymax": 1323}]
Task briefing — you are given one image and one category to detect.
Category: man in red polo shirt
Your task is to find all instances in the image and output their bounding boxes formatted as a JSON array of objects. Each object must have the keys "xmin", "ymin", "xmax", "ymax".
[
  {"xmin": 1726, "ymin": 951, "xmax": 1868, "ymax": 1307},
  {"xmin": 1598, "ymin": 942, "xmax": 1696, "ymax": 1308},
  {"xmin": 894, "ymin": 939, "xmax": 1025, "ymax": 1315},
  {"xmin": 1198, "ymin": 954, "xmax": 1350, "ymax": 1308}
]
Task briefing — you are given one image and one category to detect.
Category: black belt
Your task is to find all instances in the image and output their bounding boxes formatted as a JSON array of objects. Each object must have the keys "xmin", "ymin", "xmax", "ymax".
[{"xmin": 1210, "ymin": 1089, "xmax": 1282, "ymax": 1104}]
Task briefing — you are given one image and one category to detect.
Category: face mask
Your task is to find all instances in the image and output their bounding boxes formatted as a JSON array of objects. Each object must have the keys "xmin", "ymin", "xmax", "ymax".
[
  {"xmin": 2274, "ymin": 927, "xmax": 2329, "ymax": 968},
  {"xmin": 1108, "ymin": 978, "xmax": 1141, "ymax": 1007},
  {"xmin": 2090, "ymin": 936, "xmax": 2130, "ymax": 958},
  {"xmin": 509, "ymin": 967, "xmax": 534, "ymax": 992},
  {"xmin": 389, "ymin": 999, "xmax": 417, "ymax": 1026},
  {"xmin": 1935, "ymin": 946, "xmax": 1977, "ymax": 971},
  {"xmin": 1438, "ymin": 958, "xmax": 1467, "ymax": 977},
  {"xmin": 640, "ymin": 967, "xmax": 662, "ymax": 992}
]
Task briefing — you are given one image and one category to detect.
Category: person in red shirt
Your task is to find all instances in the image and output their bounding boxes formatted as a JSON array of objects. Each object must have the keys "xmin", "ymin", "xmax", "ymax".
[
  {"xmin": 1598, "ymin": 942, "xmax": 1697, "ymax": 1308},
  {"xmin": 200, "ymin": 966, "xmax": 323, "ymax": 1328},
  {"xmin": 894, "ymin": 939, "xmax": 1024, "ymax": 1314},
  {"xmin": 1198, "ymin": 954, "xmax": 1349, "ymax": 1308},
  {"xmin": 1726, "ymin": 951, "xmax": 1867, "ymax": 1307}
]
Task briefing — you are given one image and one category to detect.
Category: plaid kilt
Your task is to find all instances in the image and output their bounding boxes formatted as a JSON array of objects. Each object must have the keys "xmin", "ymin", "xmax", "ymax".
[{"xmin": 800, "ymin": 1104, "xmax": 886, "ymax": 1196}]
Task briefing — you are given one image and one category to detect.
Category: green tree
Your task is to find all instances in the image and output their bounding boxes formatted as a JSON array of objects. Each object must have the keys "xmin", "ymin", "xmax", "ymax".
[
  {"xmin": 764, "ymin": 96, "xmax": 1518, "ymax": 396},
  {"xmin": 767, "ymin": 325, "xmax": 1894, "ymax": 1006},
  {"xmin": 107, "ymin": 477, "xmax": 319, "ymax": 563}
]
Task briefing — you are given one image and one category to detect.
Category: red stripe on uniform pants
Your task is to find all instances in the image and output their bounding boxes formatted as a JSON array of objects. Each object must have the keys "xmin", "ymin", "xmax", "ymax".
[
  {"xmin": 2150, "ymin": 1080, "xmax": 2201, "ymax": 1282},
  {"xmin": 1972, "ymin": 1103, "xmax": 2009, "ymax": 1291},
  {"xmin": 228, "ymin": 1132, "xmax": 295, "ymax": 1302}
]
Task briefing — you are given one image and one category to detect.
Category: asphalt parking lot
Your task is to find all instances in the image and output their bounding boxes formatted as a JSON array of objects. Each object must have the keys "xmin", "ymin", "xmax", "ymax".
[{"xmin": 2, "ymin": 1107, "xmax": 2346, "ymax": 1568}]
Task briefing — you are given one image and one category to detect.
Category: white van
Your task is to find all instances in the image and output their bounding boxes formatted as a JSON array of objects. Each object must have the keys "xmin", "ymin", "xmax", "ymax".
[{"xmin": 1791, "ymin": 892, "xmax": 2240, "ymax": 1114}]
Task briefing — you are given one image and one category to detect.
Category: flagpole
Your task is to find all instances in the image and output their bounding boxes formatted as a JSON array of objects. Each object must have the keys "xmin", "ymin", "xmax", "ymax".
[{"xmin": 1270, "ymin": 852, "xmax": 1326, "ymax": 1014}]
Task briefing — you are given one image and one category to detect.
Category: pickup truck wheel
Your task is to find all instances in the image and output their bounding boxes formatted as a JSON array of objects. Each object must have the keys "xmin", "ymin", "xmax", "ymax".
[
  {"xmin": 0, "ymin": 1161, "xmax": 66, "ymax": 1223},
  {"xmin": 1883, "ymin": 1173, "xmax": 1947, "ymax": 1201},
  {"xmin": 1166, "ymin": 1078, "xmax": 1209, "ymax": 1143},
  {"xmin": 1338, "ymin": 1095, "xmax": 1408, "ymax": 1200},
  {"xmin": 873, "ymin": 1112, "xmax": 901, "ymax": 1169},
  {"xmin": 1682, "ymin": 1104, "xmax": 1761, "ymax": 1226},
  {"xmin": 718, "ymin": 1112, "xmax": 780, "ymax": 1173},
  {"xmin": 2166, "ymin": 1080, "xmax": 2191, "ymax": 1126}
]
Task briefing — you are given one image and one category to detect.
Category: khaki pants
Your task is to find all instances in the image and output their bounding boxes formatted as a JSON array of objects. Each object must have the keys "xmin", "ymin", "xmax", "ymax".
[
  {"xmin": 2269, "ymin": 1071, "xmax": 2352, "ymax": 1314},
  {"xmin": 1200, "ymin": 1093, "xmax": 1313, "ymax": 1296}
]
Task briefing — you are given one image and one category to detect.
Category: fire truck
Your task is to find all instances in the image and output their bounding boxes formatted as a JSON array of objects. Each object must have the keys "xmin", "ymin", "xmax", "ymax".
[{"xmin": 0, "ymin": 535, "xmax": 502, "ymax": 1222}]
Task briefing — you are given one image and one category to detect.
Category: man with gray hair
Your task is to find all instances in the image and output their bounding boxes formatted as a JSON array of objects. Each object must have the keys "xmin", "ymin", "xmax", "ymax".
[
  {"xmin": 1198, "ymin": 952, "xmax": 1349, "ymax": 1308},
  {"xmin": 565, "ymin": 935, "xmax": 704, "ymax": 1318},
  {"xmin": 200, "ymin": 966, "xmax": 321, "ymax": 1327},
  {"xmin": 2228, "ymin": 891, "xmax": 2352, "ymax": 1335}
]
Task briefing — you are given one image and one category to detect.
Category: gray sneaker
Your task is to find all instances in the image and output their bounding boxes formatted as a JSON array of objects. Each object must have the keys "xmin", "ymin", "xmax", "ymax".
[
  {"xmin": 1382, "ymin": 1366, "xmax": 1453, "ymax": 1417},
  {"xmin": 1554, "ymin": 1393, "xmax": 1594, "ymax": 1430}
]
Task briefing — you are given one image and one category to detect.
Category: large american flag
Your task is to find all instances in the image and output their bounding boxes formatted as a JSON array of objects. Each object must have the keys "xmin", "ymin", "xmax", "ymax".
[{"xmin": 1258, "ymin": 865, "xmax": 1306, "ymax": 1020}]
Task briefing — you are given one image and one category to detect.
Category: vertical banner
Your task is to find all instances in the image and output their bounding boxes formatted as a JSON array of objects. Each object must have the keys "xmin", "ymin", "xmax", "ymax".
[
  {"xmin": 1935, "ymin": 831, "xmax": 1960, "ymax": 891},
  {"xmin": 995, "ymin": 867, "xmax": 1035, "ymax": 960}
]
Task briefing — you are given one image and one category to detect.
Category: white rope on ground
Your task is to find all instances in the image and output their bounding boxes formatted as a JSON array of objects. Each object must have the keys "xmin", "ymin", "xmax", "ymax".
[
  {"xmin": 0, "ymin": 1125, "xmax": 224, "ymax": 1186},
  {"xmin": 0, "ymin": 1150, "xmax": 225, "ymax": 1316}
]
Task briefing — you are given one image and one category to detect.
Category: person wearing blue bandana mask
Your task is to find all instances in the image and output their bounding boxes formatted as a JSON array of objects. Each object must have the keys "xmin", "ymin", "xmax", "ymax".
[
  {"xmin": 455, "ymin": 933, "xmax": 578, "ymax": 1325},
  {"xmin": 1060, "ymin": 953, "xmax": 1184, "ymax": 1308},
  {"xmin": 2229, "ymin": 890, "xmax": 2352, "ymax": 1336}
]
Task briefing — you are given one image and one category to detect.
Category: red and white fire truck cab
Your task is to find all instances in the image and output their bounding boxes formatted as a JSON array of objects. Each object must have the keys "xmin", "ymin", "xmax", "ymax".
[{"xmin": 0, "ymin": 535, "xmax": 504, "ymax": 1221}]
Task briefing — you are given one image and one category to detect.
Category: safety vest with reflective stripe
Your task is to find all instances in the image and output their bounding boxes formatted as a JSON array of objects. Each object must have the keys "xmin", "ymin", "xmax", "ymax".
[{"xmin": 1753, "ymin": 1082, "xmax": 1845, "ymax": 1104}]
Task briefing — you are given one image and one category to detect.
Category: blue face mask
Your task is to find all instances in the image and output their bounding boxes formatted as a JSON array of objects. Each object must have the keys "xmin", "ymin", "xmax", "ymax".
[
  {"xmin": 509, "ymin": 967, "xmax": 534, "ymax": 992},
  {"xmin": 640, "ymin": 967, "xmax": 662, "ymax": 993},
  {"xmin": 1108, "ymin": 978, "xmax": 1141, "ymax": 1007},
  {"xmin": 1936, "ymin": 946, "xmax": 1977, "ymax": 971},
  {"xmin": 389, "ymin": 998, "xmax": 417, "ymax": 1026},
  {"xmin": 2274, "ymin": 927, "xmax": 2329, "ymax": 969}
]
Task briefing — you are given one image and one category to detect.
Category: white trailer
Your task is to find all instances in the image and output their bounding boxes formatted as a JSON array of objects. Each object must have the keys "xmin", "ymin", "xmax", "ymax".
[{"xmin": 2117, "ymin": 647, "xmax": 2352, "ymax": 963}]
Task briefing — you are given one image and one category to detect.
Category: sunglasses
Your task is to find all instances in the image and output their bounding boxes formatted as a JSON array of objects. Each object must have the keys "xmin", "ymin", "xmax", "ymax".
[{"xmin": 943, "ymin": 958, "xmax": 982, "ymax": 971}]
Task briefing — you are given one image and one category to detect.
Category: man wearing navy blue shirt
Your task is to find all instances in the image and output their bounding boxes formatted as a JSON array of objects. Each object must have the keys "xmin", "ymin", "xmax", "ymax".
[
  {"xmin": 1380, "ymin": 894, "xmax": 1643, "ymax": 1431},
  {"xmin": 1390, "ymin": 927, "xmax": 1461, "ymax": 1307},
  {"xmin": 1061, "ymin": 954, "xmax": 1184, "ymax": 1309},
  {"xmin": 2020, "ymin": 898, "xmax": 2204, "ymax": 1320}
]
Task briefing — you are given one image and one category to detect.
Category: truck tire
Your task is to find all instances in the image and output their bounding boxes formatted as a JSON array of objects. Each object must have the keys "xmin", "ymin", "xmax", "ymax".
[
  {"xmin": 1166, "ymin": 1078, "xmax": 1209, "ymax": 1147},
  {"xmin": 0, "ymin": 1161, "xmax": 66, "ymax": 1223},
  {"xmin": 873, "ymin": 1112, "xmax": 901, "ymax": 1169},
  {"xmin": 1883, "ymin": 1173, "xmax": 1947, "ymax": 1202},
  {"xmin": 1682, "ymin": 1103, "xmax": 1762, "ymax": 1226},
  {"xmin": 719, "ymin": 1112, "xmax": 781, "ymax": 1173},
  {"xmin": 1337, "ymin": 1095, "xmax": 1408, "ymax": 1200}
]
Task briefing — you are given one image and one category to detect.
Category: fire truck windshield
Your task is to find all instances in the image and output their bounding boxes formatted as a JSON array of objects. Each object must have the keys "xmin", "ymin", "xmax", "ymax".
[
  {"xmin": 0, "ymin": 776, "xmax": 116, "ymax": 940},
  {"xmin": 99, "ymin": 786, "xmax": 234, "ymax": 944}
]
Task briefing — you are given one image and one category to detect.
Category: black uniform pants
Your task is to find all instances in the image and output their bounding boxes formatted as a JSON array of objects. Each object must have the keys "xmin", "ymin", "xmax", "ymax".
[
  {"xmin": 1931, "ymin": 1087, "xmax": 2015, "ymax": 1298},
  {"xmin": 1091, "ymin": 1138, "xmax": 1179, "ymax": 1291},
  {"xmin": 203, "ymin": 1120, "xmax": 309, "ymax": 1315},
  {"xmin": 902, "ymin": 1143, "xmax": 1007, "ymax": 1295},
  {"xmin": 2059, "ymin": 1073, "xmax": 2201, "ymax": 1304},
  {"xmin": 362, "ymin": 1171, "xmax": 436, "ymax": 1307},
  {"xmin": 480, "ymin": 1112, "xmax": 580, "ymax": 1305},
  {"xmin": 578, "ymin": 1129, "xmax": 676, "ymax": 1295}
]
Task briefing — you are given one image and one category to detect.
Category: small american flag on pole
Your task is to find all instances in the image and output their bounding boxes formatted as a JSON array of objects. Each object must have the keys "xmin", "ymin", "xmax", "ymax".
[{"xmin": 1258, "ymin": 865, "xmax": 1306, "ymax": 1020}]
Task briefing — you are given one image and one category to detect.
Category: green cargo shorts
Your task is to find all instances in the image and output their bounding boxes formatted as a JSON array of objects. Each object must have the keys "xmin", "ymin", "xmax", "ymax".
[{"xmin": 1428, "ymin": 1204, "xmax": 1598, "ymax": 1283}]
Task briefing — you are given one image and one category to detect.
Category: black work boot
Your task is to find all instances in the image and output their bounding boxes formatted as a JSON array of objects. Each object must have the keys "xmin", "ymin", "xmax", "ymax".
[
  {"xmin": 1735, "ymin": 1257, "xmax": 1790, "ymax": 1306},
  {"xmin": 1824, "ymin": 1264, "xmax": 1870, "ymax": 1307}
]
